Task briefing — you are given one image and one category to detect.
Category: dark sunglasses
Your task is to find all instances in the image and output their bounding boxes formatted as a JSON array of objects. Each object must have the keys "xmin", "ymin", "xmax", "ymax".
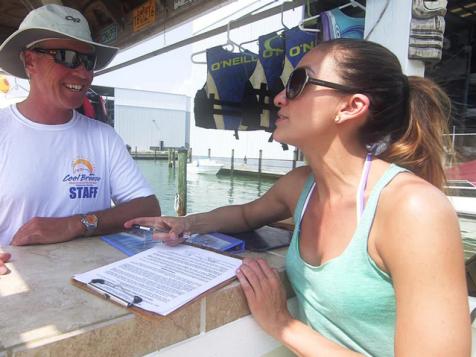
[
  {"xmin": 286, "ymin": 67, "xmax": 359, "ymax": 99},
  {"xmin": 31, "ymin": 48, "xmax": 97, "ymax": 71}
]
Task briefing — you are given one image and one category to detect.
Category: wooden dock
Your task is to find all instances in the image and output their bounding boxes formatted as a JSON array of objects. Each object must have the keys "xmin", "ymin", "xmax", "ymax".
[
  {"xmin": 218, "ymin": 167, "xmax": 283, "ymax": 179},
  {"xmin": 130, "ymin": 151, "xmax": 169, "ymax": 160}
]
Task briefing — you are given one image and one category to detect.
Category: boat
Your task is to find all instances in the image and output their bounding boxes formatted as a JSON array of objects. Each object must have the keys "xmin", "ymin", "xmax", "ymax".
[{"xmin": 187, "ymin": 159, "xmax": 224, "ymax": 175}]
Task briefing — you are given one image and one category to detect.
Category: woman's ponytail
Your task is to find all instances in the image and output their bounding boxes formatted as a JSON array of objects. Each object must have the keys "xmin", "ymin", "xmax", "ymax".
[{"xmin": 379, "ymin": 76, "xmax": 451, "ymax": 189}]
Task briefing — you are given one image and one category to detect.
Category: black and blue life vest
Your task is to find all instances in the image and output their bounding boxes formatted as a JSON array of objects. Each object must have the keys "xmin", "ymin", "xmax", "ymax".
[
  {"xmin": 281, "ymin": 26, "xmax": 318, "ymax": 85},
  {"xmin": 246, "ymin": 31, "xmax": 285, "ymax": 131},
  {"xmin": 194, "ymin": 46, "xmax": 258, "ymax": 133}
]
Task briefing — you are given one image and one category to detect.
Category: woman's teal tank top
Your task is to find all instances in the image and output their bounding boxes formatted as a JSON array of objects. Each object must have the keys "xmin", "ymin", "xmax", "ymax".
[{"xmin": 286, "ymin": 164, "xmax": 408, "ymax": 357}]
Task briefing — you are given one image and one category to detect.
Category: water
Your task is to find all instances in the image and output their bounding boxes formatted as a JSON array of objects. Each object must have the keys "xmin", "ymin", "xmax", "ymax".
[
  {"xmin": 203, "ymin": 156, "xmax": 298, "ymax": 174},
  {"xmin": 136, "ymin": 160, "xmax": 278, "ymax": 216}
]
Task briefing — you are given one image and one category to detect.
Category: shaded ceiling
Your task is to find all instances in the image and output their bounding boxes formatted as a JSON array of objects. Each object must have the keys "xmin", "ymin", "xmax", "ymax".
[
  {"xmin": 0, "ymin": 0, "xmax": 234, "ymax": 50},
  {"xmin": 448, "ymin": 0, "xmax": 476, "ymax": 24}
]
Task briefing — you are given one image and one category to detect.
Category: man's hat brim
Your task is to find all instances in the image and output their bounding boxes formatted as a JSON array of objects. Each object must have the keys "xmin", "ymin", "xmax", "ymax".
[{"xmin": 0, "ymin": 28, "xmax": 118, "ymax": 78}]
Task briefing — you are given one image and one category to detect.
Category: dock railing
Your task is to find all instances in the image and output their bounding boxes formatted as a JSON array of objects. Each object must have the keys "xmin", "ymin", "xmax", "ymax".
[{"xmin": 201, "ymin": 148, "xmax": 304, "ymax": 178}]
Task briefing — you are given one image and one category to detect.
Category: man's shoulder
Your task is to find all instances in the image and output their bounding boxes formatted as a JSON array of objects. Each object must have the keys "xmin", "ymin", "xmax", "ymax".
[
  {"xmin": 0, "ymin": 104, "xmax": 14, "ymax": 116},
  {"xmin": 0, "ymin": 105, "xmax": 15, "ymax": 127}
]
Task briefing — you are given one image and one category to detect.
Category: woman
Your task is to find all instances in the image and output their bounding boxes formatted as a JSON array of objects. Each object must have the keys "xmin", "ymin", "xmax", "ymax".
[{"xmin": 126, "ymin": 39, "xmax": 470, "ymax": 356}]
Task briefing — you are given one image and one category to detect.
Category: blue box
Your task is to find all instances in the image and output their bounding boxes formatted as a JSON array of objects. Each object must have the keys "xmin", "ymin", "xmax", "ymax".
[
  {"xmin": 101, "ymin": 231, "xmax": 160, "ymax": 256},
  {"xmin": 186, "ymin": 232, "xmax": 245, "ymax": 253}
]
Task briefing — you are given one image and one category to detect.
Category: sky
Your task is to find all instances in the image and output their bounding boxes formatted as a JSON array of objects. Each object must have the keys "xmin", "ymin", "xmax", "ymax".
[{"xmin": 0, "ymin": 0, "xmax": 305, "ymax": 160}]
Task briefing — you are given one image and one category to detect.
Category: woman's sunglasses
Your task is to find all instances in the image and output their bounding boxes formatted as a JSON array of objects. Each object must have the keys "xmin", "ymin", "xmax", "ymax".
[
  {"xmin": 31, "ymin": 48, "xmax": 97, "ymax": 71},
  {"xmin": 285, "ymin": 67, "xmax": 359, "ymax": 99}
]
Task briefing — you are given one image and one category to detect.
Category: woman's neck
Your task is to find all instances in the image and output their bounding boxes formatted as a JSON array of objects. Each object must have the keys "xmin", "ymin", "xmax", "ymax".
[{"xmin": 303, "ymin": 144, "xmax": 370, "ymax": 201}]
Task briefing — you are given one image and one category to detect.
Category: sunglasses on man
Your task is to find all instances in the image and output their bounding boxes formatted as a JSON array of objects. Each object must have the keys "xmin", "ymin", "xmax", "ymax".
[
  {"xmin": 31, "ymin": 48, "xmax": 97, "ymax": 71},
  {"xmin": 286, "ymin": 67, "xmax": 359, "ymax": 99}
]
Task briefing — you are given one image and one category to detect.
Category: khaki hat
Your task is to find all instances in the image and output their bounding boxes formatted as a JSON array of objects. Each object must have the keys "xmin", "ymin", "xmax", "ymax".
[{"xmin": 0, "ymin": 4, "xmax": 118, "ymax": 78}]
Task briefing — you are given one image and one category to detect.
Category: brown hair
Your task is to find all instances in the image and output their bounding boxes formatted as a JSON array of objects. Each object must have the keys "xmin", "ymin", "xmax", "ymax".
[{"xmin": 317, "ymin": 39, "xmax": 451, "ymax": 189}]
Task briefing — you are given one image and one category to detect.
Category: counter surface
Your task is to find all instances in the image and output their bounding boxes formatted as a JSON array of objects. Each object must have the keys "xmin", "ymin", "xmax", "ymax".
[{"xmin": 0, "ymin": 237, "xmax": 290, "ymax": 357}]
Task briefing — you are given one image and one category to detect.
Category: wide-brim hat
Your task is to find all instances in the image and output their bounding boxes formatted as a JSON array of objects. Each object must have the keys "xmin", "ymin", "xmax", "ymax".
[{"xmin": 0, "ymin": 4, "xmax": 118, "ymax": 79}]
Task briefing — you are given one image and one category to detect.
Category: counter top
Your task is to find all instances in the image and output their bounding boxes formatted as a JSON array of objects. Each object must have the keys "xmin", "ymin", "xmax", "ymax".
[{"xmin": 0, "ymin": 237, "xmax": 291, "ymax": 357}]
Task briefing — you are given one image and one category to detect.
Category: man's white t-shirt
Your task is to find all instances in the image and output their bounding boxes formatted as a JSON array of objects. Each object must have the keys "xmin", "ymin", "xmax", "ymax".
[{"xmin": 0, "ymin": 105, "xmax": 154, "ymax": 245}]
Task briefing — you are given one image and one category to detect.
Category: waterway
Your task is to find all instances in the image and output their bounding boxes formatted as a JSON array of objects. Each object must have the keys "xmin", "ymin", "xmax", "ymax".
[{"xmin": 136, "ymin": 159, "xmax": 278, "ymax": 216}]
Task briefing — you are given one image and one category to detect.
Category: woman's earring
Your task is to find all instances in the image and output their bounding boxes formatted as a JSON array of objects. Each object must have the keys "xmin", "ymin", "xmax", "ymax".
[{"xmin": 335, "ymin": 115, "xmax": 341, "ymax": 123}]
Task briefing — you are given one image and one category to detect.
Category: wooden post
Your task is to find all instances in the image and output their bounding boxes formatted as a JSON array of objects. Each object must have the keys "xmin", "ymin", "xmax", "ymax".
[
  {"xmin": 292, "ymin": 148, "xmax": 298, "ymax": 169},
  {"xmin": 208, "ymin": 148, "xmax": 211, "ymax": 159},
  {"xmin": 154, "ymin": 148, "xmax": 157, "ymax": 161},
  {"xmin": 231, "ymin": 149, "xmax": 235, "ymax": 174},
  {"xmin": 258, "ymin": 149, "xmax": 263, "ymax": 177},
  {"xmin": 176, "ymin": 149, "xmax": 188, "ymax": 216},
  {"xmin": 172, "ymin": 149, "xmax": 176, "ymax": 169},
  {"xmin": 188, "ymin": 148, "xmax": 192, "ymax": 163},
  {"xmin": 168, "ymin": 148, "xmax": 172, "ymax": 168}
]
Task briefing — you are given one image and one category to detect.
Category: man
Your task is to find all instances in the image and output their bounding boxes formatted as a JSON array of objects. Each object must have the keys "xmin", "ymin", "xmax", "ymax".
[{"xmin": 0, "ymin": 5, "xmax": 161, "ymax": 274}]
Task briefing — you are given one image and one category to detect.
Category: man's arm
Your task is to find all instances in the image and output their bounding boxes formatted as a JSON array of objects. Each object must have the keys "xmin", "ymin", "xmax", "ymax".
[{"xmin": 11, "ymin": 195, "xmax": 160, "ymax": 246}]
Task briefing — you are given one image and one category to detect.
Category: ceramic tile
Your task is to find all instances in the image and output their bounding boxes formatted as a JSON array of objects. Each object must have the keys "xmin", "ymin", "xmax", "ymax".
[
  {"xmin": 205, "ymin": 281, "xmax": 249, "ymax": 331},
  {"xmin": 12, "ymin": 302, "xmax": 201, "ymax": 357},
  {"xmin": 236, "ymin": 250, "xmax": 286, "ymax": 270}
]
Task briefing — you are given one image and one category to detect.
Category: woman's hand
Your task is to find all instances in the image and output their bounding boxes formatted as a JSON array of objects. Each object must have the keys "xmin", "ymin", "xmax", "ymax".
[
  {"xmin": 236, "ymin": 257, "xmax": 293, "ymax": 339},
  {"xmin": 124, "ymin": 216, "xmax": 189, "ymax": 246}
]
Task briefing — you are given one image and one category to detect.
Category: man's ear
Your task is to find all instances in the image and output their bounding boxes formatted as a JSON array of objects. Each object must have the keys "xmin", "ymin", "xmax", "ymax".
[
  {"xmin": 335, "ymin": 94, "xmax": 370, "ymax": 124},
  {"xmin": 21, "ymin": 50, "xmax": 36, "ymax": 77}
]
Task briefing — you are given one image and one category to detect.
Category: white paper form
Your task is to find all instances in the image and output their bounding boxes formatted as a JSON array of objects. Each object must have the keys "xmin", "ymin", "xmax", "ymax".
[{"xmin": 73, "ymin": 244, "xmax": 242, "ymax": 315}]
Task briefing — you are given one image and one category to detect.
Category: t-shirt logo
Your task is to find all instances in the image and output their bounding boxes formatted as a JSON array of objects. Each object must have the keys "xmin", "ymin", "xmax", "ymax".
[
  {"xmin": 72, "ymin": 158, "xmax": 94, "ymax": 175},
  {"xmin": 63, "ymin": 158, "xmax": 101, "ymax": 199}
]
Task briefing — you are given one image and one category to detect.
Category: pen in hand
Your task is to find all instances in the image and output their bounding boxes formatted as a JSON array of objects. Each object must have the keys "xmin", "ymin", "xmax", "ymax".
[
  {"xmin": 131, "ymin": 224, "xmax": 190, "ymax": 245},
  {"xmin": 130, "ymin": 224, "xmax": 171, "ymax": 247},
  {"xmin": 131, "ymin": 224, "xmax": 170, "ymax": 233}
]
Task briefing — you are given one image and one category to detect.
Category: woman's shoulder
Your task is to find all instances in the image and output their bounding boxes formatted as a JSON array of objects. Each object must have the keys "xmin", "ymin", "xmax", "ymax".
[
  {"xmin": 276, "ymin": 165, "xmax": 313, "ymax": 190},
  {"xmin": 266, "ymin": 165, "xmax": 313, "ymax": 207},
  {"xmin": 381, "ymin": 171, "xmax": 452, "ymax": 214},
  {"xmin": 376, "ymin": 170, "xmax": 459, "ymax": 249},
  {"xmin": 282, "ymin": 165, "xmax": 313, "ymax": 180}
]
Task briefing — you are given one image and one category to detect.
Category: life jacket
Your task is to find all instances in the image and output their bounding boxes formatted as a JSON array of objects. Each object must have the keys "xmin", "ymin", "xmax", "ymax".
[
  {"xmin": 280, "ymin": 26, "xmax": 318, "ymax": 85},
  {"xmin": 76, "ymin": 90, "xmax": 109, "ymax": 124},
  {"xmin": 246, "ymin": 31, "xmax": 285, "ymax": 132},
  {"xmin": 321, "ymin": 8, "xmax": 365, "ymax": 40},
  {"xmin": 194, "ymin": 29, "xmax": 317, "ymax": 144},
  {"xmin": 80, "ymin": 96, "xmax": 96, "ymax": 118},
  {"xmin": 194, "ymin": 46, "xmax": 259, "ymax": 135}
]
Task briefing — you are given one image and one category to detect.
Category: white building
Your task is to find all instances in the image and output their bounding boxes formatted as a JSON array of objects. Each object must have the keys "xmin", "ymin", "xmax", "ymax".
[{"xmin": 113, "ymin": 87, "xmax": 191, "ymax": 152}]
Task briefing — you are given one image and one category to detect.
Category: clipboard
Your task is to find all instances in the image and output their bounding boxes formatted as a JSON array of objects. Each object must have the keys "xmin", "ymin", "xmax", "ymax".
[
  {"xmin": 71, "ymin": 243, "xmax": 243, "ymax": 317},
  {"xmin": 71, "ymin": 274, "xmax": 239, "ymax": 320}
]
